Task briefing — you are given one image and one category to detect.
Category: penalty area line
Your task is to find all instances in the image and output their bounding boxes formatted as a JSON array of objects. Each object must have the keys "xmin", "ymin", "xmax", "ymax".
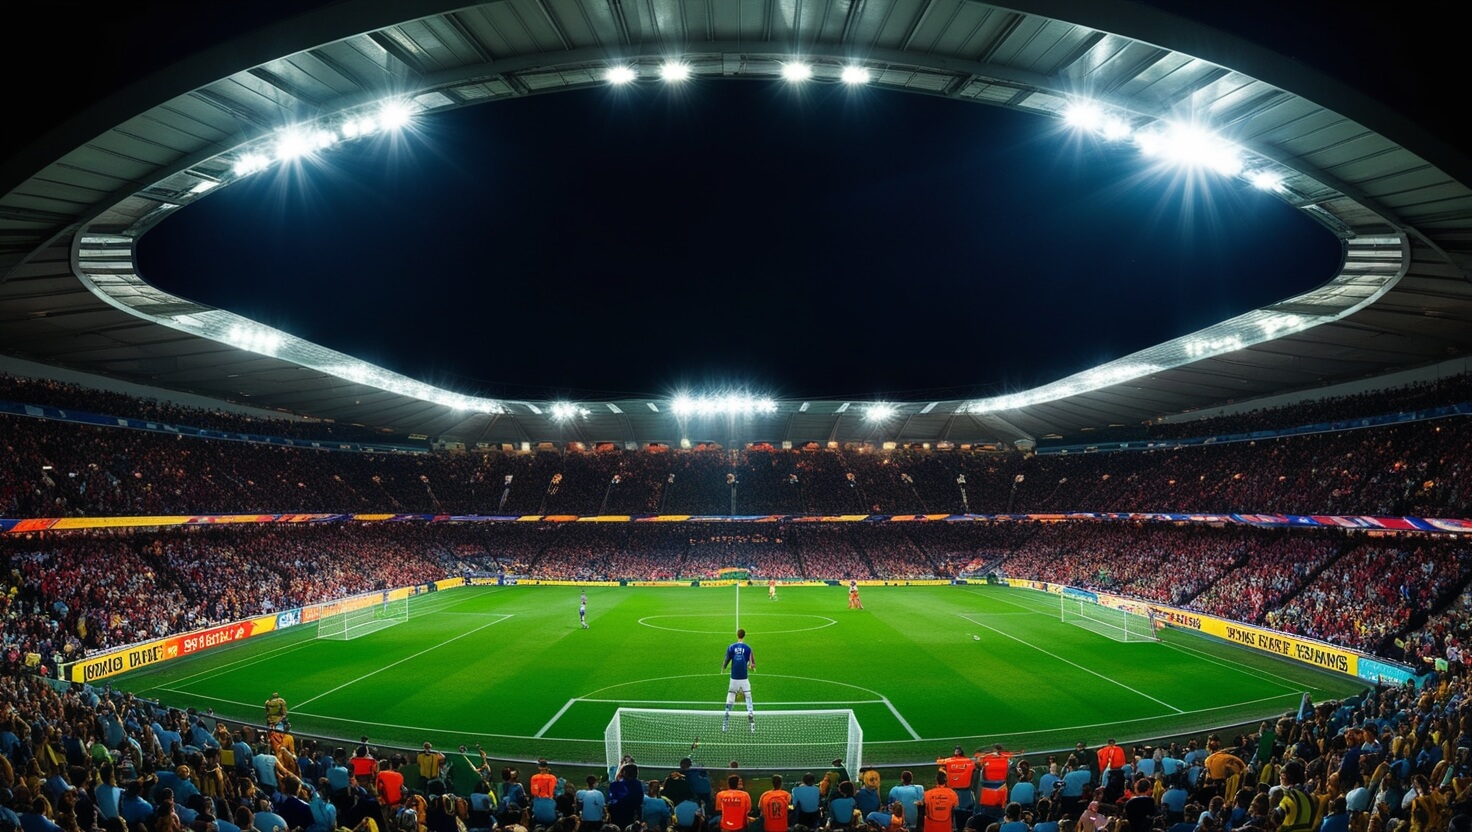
[
  {"xmin": 960, "ymin": 613, "xmax": 1184, "ymax": 714},
  {"xmin": 881, "ymin": 698, "xmax": 921, "ymax": 740},
  {"xmin": 537, "ymin": 699, "xmax": 578, "ymax": 738},
  {"xmin": 296, "ymin": 614, "xmax": 512, "ymax": 709}
]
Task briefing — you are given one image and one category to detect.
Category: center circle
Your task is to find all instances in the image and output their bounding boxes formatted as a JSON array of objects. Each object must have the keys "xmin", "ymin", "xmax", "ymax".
[{"xmin": 637, "ymin": 613, "xmax": 838, "ymax": 634}]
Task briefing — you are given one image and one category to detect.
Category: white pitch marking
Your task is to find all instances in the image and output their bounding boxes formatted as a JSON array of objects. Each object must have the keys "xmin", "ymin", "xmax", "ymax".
[
  {"xmin": 882, "ymin": 697, "xmax": 921, "ymax": 740},
  {"xmin": 536, "ymin": 699, "xmax": 579, "ymax": 738},
  {"xmin": 960, "ymin": 613, "xmax": 1184, "ymax": 713},
  {"xmin": 295, "ymin": 614, "xmax": 512, "ymax": 709}
]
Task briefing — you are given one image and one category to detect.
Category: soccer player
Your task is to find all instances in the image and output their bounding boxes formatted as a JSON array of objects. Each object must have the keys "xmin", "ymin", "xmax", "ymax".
[
  {"xmin": 848, "ymin": 580, "xmax": 863, "ymax": 610},
  {"xmin": 722, "ymin": 629, "xmax": 756, "ymax": 733},
  {"xmin": 715, "ymin": 775, "xmax": 753, "ymax": 831},
  {"xmin": 579, "ymin": 594, "xmax": 589, "ymax": 629},
  {"xmin": 758, "ymin": 775, "xmax": 792, "ymax": 832},
  {"xmin": 768, "ymin": 579, "xmax": 777, "ymax": 601}
]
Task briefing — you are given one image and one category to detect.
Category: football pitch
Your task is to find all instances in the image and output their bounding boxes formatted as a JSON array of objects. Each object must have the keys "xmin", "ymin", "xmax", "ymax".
[{"xmin": 116, "ymin": 584, "xmax": 1362, "ymax": 766}]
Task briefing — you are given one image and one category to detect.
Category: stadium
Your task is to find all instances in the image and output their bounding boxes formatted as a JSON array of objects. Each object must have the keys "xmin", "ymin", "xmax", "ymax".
[{"xmin": 2, "ymin": 3, "xmax": 1471, "ymax": 832}]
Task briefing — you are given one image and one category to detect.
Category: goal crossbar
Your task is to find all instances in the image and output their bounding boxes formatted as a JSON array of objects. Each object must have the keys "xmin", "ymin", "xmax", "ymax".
[{"xmin": 606, "ymin": 707, "xmax": 861, "ymax": 772}]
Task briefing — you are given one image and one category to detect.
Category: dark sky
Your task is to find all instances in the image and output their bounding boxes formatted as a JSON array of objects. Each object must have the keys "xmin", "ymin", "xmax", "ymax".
[{"xmin": 10, "ymin": 2, "xmax": 1463, "ymax": 404}]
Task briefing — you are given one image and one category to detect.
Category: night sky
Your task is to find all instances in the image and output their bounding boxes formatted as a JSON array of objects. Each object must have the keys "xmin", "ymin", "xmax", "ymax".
[{"xmin": 8, "ymin": 2, "xmax": 1463, "ymax": 405}]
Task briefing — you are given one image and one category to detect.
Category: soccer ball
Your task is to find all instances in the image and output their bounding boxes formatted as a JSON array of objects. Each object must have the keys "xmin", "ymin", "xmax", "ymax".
[{"xmin": 972, "ymin": 635, "xmax": 981, "ymax": 641}]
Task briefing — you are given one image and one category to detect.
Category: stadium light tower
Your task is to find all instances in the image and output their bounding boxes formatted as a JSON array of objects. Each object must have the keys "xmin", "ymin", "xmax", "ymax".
[
  {"xmin": 660, "ymin": 61, "xmax": 691, "ymax": 82},
  {"xmin": 841, "ymin": 66, "xmax": 871, "ymax": 85}
]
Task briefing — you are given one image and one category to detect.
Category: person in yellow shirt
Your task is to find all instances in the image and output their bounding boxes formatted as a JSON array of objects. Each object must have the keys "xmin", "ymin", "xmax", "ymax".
[
  {"xmin": 264, "ymin": 692, "xmax": 288, "ymax": 728},
  {"xmin": 417, "ymin": 743, "xmax": 446, "ymax": 789}
]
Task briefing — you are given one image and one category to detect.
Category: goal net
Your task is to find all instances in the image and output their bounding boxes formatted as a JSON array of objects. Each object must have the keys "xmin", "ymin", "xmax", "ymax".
[
  {"xmin": 605, "ymin": 708, "xmax": 862, "ymax": 772},
  {"xmin": 317, "ymin": 590, "xmax": 408, "ymax": 640},
  {"xmin": 1061, "ymin": 591, "xmax": 1157, "ymax": 643}
]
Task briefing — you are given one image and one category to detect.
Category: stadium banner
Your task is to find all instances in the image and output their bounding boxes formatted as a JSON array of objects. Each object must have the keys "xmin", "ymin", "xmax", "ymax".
[
  {"xmin": 67, "ymin": 583, "xmax": 430, "ymax": 684},
  {"xmin": 6, "ymin": 512, "xmax": 1472, "ymax": 534},
  {"xmin": 1001, "ymin": 579, "xmax": 1413, "ymax": 685}
]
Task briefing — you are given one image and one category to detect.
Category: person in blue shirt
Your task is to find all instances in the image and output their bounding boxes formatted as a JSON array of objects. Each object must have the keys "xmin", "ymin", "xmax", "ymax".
[
  {"xmin": 886, "ymin": 770, "xmax": 925, "ymax": 829},
  {"xmin": 118, "ymin": 783, "xmax": 154, "ymax": 826},
  {"xmin": 722, "ymin": 629, "xmax": 756, "ymax": 733},
  {"xmin": 1159, "ymin": 781, "xmax": 1189, "ymax": 826},
  {"xmin": 998, "ymin": 803, "xmax": 1029, "ymax": 832},
  {"xmin": 828, "ymin": 781, "xmax": 860, "ymax": 828},
  {"xmin": 642, "ymin": 781, "xmax": 674, "ymax": 832},
  {"xmin": 791, "ymin": 773, "xmax": 822, "ymax": 828},
  {"xmin": 576, "ymin": 774, "xmax": 607, "ymax": 831},
  {"xmin": 672, "ymin": 797, "xmax": 703, "ymax": 832},
  {"xmin": 1059, "ymin": 760, "xmax": 1092, "ymax": 817},
  {"xmin": 1031, "ymin": 799, "xmax": 1059, "ymax": 832},
  {"xmin": 1010, "ymin": 779, "xmax": 1036, "ymax": 809},
  {"xmin": 579, "ymin": 594, "xmax": 589, "ymax": 630}
]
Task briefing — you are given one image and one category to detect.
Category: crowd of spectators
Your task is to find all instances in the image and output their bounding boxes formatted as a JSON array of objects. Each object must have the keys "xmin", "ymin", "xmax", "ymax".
[
  {"xmin": 0, "ymin": 373, "xmax": 400, "ymax": 444},
  {"xmin": 7, "ymin": 517, "xmax": 1472, "ymax": 676},
  {"xmin": 6, "ymin": 650, "xmax": 1472, "ymax": 832},
  {"xmin": 4, "ymin": 370, "xmax": 1472, "ymax": 521}
]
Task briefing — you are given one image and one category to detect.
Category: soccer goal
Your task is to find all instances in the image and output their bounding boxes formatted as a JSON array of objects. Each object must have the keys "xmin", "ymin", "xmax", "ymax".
[
  {"xmin": 317, "ymin": 590, "xmax": 408, "ymax": 640},
  {"xmin": 1061, "ymin": 591, "xmax": 1157, "ymax": 642},
  {"xmin": 605, "ymin": 708, "xmax": 862, "ymax": 772}
]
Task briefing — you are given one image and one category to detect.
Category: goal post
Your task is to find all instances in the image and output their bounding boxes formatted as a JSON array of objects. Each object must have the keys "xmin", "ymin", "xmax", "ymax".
[
  {"xmin": 1060, "ymin": 590, "xmax": 1157, "ymax": 643},
  {"xmin": 605, "ymin": 708, "xmax": 861, "ymax": 772},
  {"xmin": 317, "ymin": 589, "xmax": 408, "ymax": 640}
]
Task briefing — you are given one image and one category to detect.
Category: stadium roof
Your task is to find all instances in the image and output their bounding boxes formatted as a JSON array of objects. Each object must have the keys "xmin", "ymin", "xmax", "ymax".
[{"xmin": 1, "ymin": 0, "xmax": 1468, "ymax": 447}]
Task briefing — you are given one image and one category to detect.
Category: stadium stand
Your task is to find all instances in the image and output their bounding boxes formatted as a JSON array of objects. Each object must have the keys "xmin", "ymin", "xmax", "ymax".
[{"xmin": 6, "ymin": 372, "xmax": 1472, "ymax": 832}]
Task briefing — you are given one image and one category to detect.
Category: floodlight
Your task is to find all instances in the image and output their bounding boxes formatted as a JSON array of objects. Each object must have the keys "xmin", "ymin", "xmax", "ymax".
[
  {"xmin": 274, "ymin": 129, "xmax": 314, "ymax": 161},
  {"xmin": 1063, "ymin": 102, "xmax": 1105, "ymax": 131},
  {"xmin": 1137, "ymin": 123, "xmax": 1243, "ymax": 176},
  {"xmin": 841, "ymin": 66, "xmax": 871, "ymax": 85},
  {"xmin": 781, "ymin": 61, "xmax": 813, "ymax": 83},
  {"xmin": 865, "ymin": 403, "xmax": 897, "ymax": 422},
  {"xmin": 1250, "ymin": 171, "xmax": 1285, "ymax": 192},
  {"xmin": 605, "ymin": 66, "xmax": 638, "ymax": 85},
  {"xmin": 550, "ymin": 402, "xmax": 589, "ymax": 421},
  {"xmin": 378, "ymin": 100, "xmax": 415, "ymax": 130},
  {"xmin": 660, "ymin": 61, "xmax": 691, "ymax": 82}
]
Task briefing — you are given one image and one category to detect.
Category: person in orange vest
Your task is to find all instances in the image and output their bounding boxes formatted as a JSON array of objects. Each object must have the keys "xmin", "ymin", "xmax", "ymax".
[
  {"xmin": 715, "ymin": 775, "xmax": 753, "ymax": 832},
  {"xmin": 936, "ymin": 745, "xmax": 978, "ymax": 823},
  {"xmin": 975, "ymin": 744, "xmax": 1024, "ymax": 822},
  {"xmin": 529, "ymin": 759, "xmax": 557, "ymax": 801},
  {"xmin": 921, "ymin": 770, "xmax": 960, "ymax": 832},
  {"xmin": 1096, "ymin": 739, "xmax": 1126, "ymax": 776}
]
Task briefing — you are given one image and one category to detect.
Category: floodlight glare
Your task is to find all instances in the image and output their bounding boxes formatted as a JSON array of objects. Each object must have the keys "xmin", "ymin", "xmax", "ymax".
[
  {"xmin": 378, "ymin": 100, "xmax": 415, "ymax": 130},
  {"xmin": 550, "ymin": 402, "xmax": 590, "ymax": 421},
  {"xmin": 1138, "ymin": 123, "xmax": 1243, "ymax": 176},
  {"xmin": 274, "ymin": 129, "xmax": 314, "ymax": 161},
  {"xmin": 1063, "ymin": 102, "xmax": 1105, "ymax": 131},
  {"xmin": 865, "ymin": 403, "xmax": 897, "ymax": 422},
  {"xmin": 605, "ymin": 66, "xmax": 638, "ymax": 84},
  {"xmin": 660, "ymin": 61, "xmax": 691, "ymax": 82},
  {"xmin": 233, "ymin": 153, "xmax": 271, "ymax": 176},
  {"xmin": 841, "ymin": 66, "xmax": 871, "ymax": 85},
  {"xmin": 1250, "ymin": 171, "xmax": 1285, "ymax": 192},
  {"xmin": 670, "ymin": 393, "xmax": 777, "ymax": 416},
  {"xmin": 781, "ymin": 61, "xmax": 813, "ymax": 83}
]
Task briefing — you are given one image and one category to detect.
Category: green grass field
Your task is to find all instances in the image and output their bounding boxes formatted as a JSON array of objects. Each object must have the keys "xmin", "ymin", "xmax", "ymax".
[{"xmin": 114, "ymin": 584, "xmax": 1362, "ymax": 767}]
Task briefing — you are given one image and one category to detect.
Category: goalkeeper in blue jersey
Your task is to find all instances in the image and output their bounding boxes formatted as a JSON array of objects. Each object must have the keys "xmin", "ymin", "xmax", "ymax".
[{"xmin": 722, "ymin": 628, "xmax": 756, "ymax": 733}]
